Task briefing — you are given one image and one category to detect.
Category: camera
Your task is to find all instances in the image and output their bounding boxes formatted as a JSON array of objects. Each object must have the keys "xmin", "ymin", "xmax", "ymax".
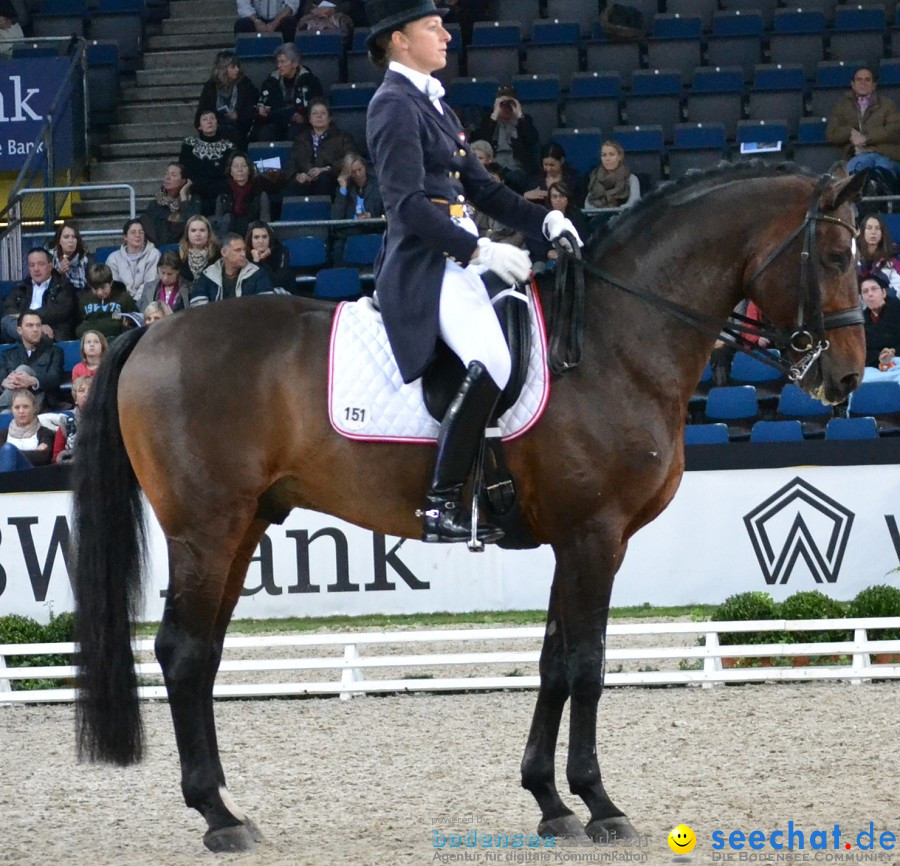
[{"xmin": 500, "ymin": 98, "xmax": 516, "ymax": 109}]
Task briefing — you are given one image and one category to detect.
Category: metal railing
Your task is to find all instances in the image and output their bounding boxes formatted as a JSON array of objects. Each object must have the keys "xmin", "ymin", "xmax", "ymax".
[{"xmin": 2, "ymin": 618, "xmax": 899, "ymax": 704}]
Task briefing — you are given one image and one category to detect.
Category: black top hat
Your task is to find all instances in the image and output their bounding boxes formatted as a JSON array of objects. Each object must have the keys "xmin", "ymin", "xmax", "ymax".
[{"xmin": 365, "ymin": 0, "xmax": 447, "ymax": 48}]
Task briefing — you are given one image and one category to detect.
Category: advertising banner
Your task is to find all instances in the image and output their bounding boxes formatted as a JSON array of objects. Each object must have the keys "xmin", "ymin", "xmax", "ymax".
[
  {"xmin": 0, "ymin": 462, "xmax": 898, "ymax": 623},
  {"xmin": 0, "ymin": 58, "xmax": 73, "ymax": 172}
]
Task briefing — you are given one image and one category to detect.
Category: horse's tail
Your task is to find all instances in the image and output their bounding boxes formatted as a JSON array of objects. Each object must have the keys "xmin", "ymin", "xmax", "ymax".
[{"xmin": 72, "ymin": 326, "xmax": 148, "ymax": 765}]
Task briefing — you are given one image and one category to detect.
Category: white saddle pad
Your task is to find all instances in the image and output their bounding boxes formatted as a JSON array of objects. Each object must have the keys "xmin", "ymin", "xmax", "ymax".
[{"xmin": 328, "ymin": 287, "xmax": 550, "ymax": 443}]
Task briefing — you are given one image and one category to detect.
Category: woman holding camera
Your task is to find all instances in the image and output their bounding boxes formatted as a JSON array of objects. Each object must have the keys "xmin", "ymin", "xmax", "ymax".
[{"xmin": 472, "ymin": 84, "xmax": 539, "ymax": 193}]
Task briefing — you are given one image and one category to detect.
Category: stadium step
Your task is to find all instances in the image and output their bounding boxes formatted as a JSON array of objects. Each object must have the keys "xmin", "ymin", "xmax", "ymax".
[
  {"xmin": 90, "ymin": 158, "xmax": 170, "ymax": 182},
  {"xmin": 162, "ymin": 16, "xmax": 234, "ymax": 36},
  {"xmin": 100, "ymin": 139, "xmax": 183, "ymax": 159},
  {"xmin": 168, "ymin": 0, "xmax": 235, "ymax": 18},
  {"xmin": 77, "ymin": 179, "xmax": 161, "ymax": 201},
  {"xmin": 71, "ymin": 198, "xmax": 146, "ymax": 217},
  {"xmin": 117, "ymin": 102, "xmax": 197, "ymax": 125},
  {"xmin": 146, "ymin": 31, "xmax": 232, "ymax": 51},
  {"xmin": 120, "ymin": 83, "xmax": 201, "ymax": 102},
  {"xmin": 108, "ymin": 121, "xmax": 192, "ymax": 143},
  {"xmin": 135, "ymin": 67, "xmax": 211, "ymax": 88},
  {"xmin": 142, "ymin": 48, "xmax": 222, "ymax": 71}
]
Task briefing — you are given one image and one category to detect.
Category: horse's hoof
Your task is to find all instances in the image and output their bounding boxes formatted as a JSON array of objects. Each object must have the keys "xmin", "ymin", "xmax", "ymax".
[
  {"xmin": 203, "ymin": 824, "xmax": 258, "ymax": 853},
  {"xmin": 586, "ymin": 816, "xmax": 641, "ymax": 845},
  {"xmin": 242, "ymin": 816, "xmax": 265, "ymax": 844},
  {"xmin": 537, "ymin": 813, "xmax": 590, "ymax": 841}
]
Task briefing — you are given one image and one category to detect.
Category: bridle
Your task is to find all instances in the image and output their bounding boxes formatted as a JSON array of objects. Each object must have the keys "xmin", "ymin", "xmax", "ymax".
[{"xmin": 548, "ymin": 173, "xmax": 863, "ymax": 381}]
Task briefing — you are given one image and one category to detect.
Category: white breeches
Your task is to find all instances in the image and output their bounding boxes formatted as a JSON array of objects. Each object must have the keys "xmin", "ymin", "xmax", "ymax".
[{"xmin": 437, "ymin": 216, "xmax": 511, "ymax": 390}]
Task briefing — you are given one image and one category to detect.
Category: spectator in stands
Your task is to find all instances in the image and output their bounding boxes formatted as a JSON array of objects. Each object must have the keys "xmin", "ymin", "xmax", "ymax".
[
  {"xmin": 827, "ymin": 66, "xmax": 900, "ymax": 184},
  {"xmin": 180, "ymin": 112, "xmax": 235, "ymax": 216},
  {"xmin": 709, "ymin": 300, "xmax": 768, "ymax": 385},
  {"xmin": 178, "ymin": 215, "xmax": 221, "ymax": 284},
  {"xmin": 858, "ymin": 214, "xmax": 900, "ymax": 297},
  {"xmin": 48, "ymin": 222, "xmax": 90, "ymax": 291},
  {"xmin": 472, "ymin": 163, "xmax": 525, "ymax": 248},
  {"xmin": 107, "ymin": 219, "xmax": 162, "ymax": 302},
  {"xmin": 295, "ymin": 1, "xmax": 354, "ymax": 44},
  {"xmin": 0, "ymin": 390, "xmax": 54, "ymax": 470},
  {"xmin": 470, "ymin": 140, "xmax": 493, "ymax": 167},
  {"xmin": 524, "ymin": 143, "xmax": 583, "ymax": 210},
  {"xmin": 196, "ymin": 51, "xmax": 259, "ymax": 151},
  {"xmin": 71, "ymin": 330, "xmax": 108, "ymax": 380},
  {"xmin": 473, "ymin": 85, "xmax": 540, "ymax": 194},
  {"xmin": 2, "ymin": 248, "xmax": 77, "ymax": 343},
  {"xmin": 436, "ymin": 0, "xmax": 490, "ymax": 45},
  {"xmin": 0, "ymin": 312, "xmax": 63, "ymax": 411},
  {"xmin": 252, "ymin": 43, "xmax": 324, "ymax": 142},
  {"xmin": 189, "ymin": 232, "xmax": 274, "ymax": 305},
  {"xmin": 0, "ymin": 2, "xmax": 25, "ymax": 60},
  {"xmin": 861, "ymin": 273, "xmax": 900, "ymax": 369},
  {"xmin": 139, "ymin": 251, "xmax": 190, "ymax": 313},
  {"xmin": 53, "ymin": 375, "xmax": 92, "ymax": 464},
  {"xmin": 143, "ymin": 300, "xmax": 174, "ymax": 324},
  {"xmin": 245, "ymin": 220, "xmax": 293, "ymax": 290},
  {"xmin": 76, "ymin": 264, "xmax": 138, "ymax": 340},
  {"xmin": 234, "ymin": 0, "xmax": 299, "ymax": 42},
  {"xmin": 283, "ymin": 99, "xmax": 356, "ymax": 198},
  {"xmin": 584, "ymin": 140, "xmax": 641, "ymax": 210},
  {"xmin": 140, "ymin": 164, "xmax": 202, "ymax": 248},
  {"xmin": 215, "ymin": 151, "xmax": 272, "ymax": 236},
  {"xmin": 332, "ymin": 153, "xmax": 384, "ymax": 220},
  {"xmin": 528, "ymin": 181, "xmax": 587, "ymax": 273}
]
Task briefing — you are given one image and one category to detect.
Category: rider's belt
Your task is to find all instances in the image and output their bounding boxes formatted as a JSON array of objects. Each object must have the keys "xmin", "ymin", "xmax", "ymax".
[{"xmin": 429, "ymin": 197, "xmax": 468, "ymax": 218}]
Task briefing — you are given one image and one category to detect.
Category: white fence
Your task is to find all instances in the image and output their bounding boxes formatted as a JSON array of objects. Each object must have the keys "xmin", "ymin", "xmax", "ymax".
[{"xmin": 2, "ymin": 618, "xmax": 900, "ymax": 704}]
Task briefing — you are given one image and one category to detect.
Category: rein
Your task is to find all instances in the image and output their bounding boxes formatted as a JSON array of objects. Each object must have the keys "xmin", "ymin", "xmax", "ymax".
[{"xmin": 547, "ymin": 175, "xmax": 862, "ymax": 382}]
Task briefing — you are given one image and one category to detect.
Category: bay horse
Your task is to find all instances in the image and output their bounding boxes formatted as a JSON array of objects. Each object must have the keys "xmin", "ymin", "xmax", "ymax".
[{"xmin": 72, "ymin": 164, "xmax": 867, "ymax": 853}]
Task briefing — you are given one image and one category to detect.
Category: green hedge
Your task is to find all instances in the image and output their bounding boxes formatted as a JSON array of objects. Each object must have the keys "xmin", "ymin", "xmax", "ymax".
[{"xmin": 0, "ymin": 612, "xmax": 74, "ymax": 690}]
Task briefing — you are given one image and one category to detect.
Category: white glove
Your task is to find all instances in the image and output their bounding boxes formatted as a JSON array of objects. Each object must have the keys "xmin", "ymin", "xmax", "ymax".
[
  {"xmin": 475, "ymin": 237, "xmax": 532, "ymax": 285},
  {"xmin": 542, "ymin": 210, "xmax": 583, "ymax": 249}
]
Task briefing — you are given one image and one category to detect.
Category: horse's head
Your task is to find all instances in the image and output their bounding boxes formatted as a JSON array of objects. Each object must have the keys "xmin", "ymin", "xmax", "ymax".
[{"xmin": 746, "ymin": 171, "xmax": 868, "ymax": 404}]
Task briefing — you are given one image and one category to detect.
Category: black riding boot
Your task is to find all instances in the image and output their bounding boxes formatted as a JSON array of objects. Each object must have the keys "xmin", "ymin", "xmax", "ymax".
[{"xmin": 421, "ymin": 361, "xmax": 504, "ymax": 544}]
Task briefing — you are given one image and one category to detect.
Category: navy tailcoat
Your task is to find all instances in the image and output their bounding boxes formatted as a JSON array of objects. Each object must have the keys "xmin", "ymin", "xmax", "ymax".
[{"xmin": 366, "ymin": 70, "xmax": 548, "ymax": 384}]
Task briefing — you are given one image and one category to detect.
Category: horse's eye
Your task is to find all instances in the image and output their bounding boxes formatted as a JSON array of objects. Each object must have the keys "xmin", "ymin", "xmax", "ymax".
[{"xmin": 827, "ymin": 251, "xmax": 850, "ymax": 270}]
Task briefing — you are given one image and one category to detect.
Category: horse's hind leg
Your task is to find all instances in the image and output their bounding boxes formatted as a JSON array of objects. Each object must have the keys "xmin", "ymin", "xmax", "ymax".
[
  {"xmin": 521, "ymin": 581, "xmax": 589, "ymax": 841},
  {"xmin": 154, "ymin": 513, "xmax": 269, "ymax": 853},
  {"xmin": 556, "ymin": 536, "xmax": 640, "ymax": 844}
]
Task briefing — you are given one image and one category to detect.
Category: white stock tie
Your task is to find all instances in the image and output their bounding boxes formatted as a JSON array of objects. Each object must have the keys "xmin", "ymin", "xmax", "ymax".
[{"xmin": 424, "ymin": 76, "xmax": 445, "ymax": 113}]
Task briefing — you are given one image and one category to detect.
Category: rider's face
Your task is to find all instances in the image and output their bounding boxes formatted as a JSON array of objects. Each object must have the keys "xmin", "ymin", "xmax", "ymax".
[{"xmin": 393, "ymin": 16, "xmax": 450, "ymax": 75}]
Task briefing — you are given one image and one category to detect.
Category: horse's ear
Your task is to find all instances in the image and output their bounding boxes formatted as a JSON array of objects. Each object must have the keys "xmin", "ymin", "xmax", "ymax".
[{"xmin": 822, "ymin": 170, "xmax": 868, "ymax": 211}]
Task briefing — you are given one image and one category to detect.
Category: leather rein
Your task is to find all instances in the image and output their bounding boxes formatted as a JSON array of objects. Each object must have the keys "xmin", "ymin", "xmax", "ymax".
[{"xmin": 547, "ymin": 174, "xmax": 862, "ymax": 381}]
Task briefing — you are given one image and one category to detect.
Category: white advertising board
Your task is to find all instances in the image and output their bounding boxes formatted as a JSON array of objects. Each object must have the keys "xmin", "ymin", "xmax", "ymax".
[{"xmin": 0, "ymin": 463, "xmax": 897, "ymax": 623}]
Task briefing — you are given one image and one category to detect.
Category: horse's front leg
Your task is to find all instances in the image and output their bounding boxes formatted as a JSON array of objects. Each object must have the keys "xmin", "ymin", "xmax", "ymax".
[
  {"xmin": 556, "ymin": 533, "xmax": 641, "ymax": 844},
  {"xmin": 521, "ymin": 580, "xmax": 590, "ymax": 840}
]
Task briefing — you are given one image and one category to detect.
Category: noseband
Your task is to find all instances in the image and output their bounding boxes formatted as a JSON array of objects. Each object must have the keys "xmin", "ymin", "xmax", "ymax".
[
  {"xmin": 742, "ymin": 174, "xmax": 861, "ymax": 382},
  {"xmin": 548, "ymin": 173, "xmax": 862, "ymax": 381}
]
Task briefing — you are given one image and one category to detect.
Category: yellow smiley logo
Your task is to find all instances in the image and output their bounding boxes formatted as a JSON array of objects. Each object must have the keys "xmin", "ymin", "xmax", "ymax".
[{"xmin": 668, "ymin": 824, "xmax": 697, "ymax": 854}]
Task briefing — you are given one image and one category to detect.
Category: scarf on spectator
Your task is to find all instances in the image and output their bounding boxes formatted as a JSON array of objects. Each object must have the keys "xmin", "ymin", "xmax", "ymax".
[
  {"xmin": 216, "ymin": 86, "xmax": 238, "ymax": 115},
  {"xmin": 229, "ymin": 178, "xmax": 254, "ymax": 217},
  {"xmin": 7, "ymin": 415, "xmax": 40, "ymax": 440},
  {"xmin": 186, "ymin": 249, "xmax": 210, "ymax": 280},
  {"xmin": 587, "ymin": 162, "xmax": 630, "ymax": 208},
  {"xmin": 155, "ymin": 187, "xmax": 185, "ymax": 224},
  {"xmin": 156, "ymin": 281, "xmax": 180, "ymax": 309}
]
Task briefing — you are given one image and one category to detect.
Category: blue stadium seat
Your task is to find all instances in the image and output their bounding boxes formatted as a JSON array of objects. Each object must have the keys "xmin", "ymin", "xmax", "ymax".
[
  {"xmin": 611, "ymin": 125, "xmax": 665, "ymax": 184},
  {"xmin": 33, "ymin": 0, "xmax": 87, "ymax": 38},
  {"xmin": 86, "ymin": 40, "xmax": 120, "ymax": 127},
  {"xmin": 498, "ymin": 0, "xmax": 541, "ymax": 36},
  {"xmin": 341, "ymin": 233, "xmax": 383, "ymax": 267},
  {"xmin": 669, "ymin": 123, "xmax": 727, "ymax": 177},
  {"xmin": 793, "ymin": 117, "xmax": 838, "ymax": 174},
  {"xmin": 848, "ymin": 381, "xmax": 900, "ymax": 433},
  {"xmin": 0, "ymin": 281, "xmax": 16, "ymax": 302},
  {"xmin": 550, "ymin": 127, "xmax": 603, "ymax": 176},
  {"xmin": 512, "ymin": 74, "xmax": 561, "ymax": 142},
  {"xmin": 686, "ymin": 66, "xmax": 744, "ymax": 138},
  {"xmin": 809, "ymin": 61, "xmax": 860, "ymax": 117},
  {"xmin": 707, "ymin": 11, "xmax": 764, "ymax": 82},
  {"xmin": 281, "ymin": 196, "xmax": 332, "ymax": 222},
  {"xmin": 626, "ymin": 69, "xmax": 683, "ymax": 142},
  {"xmin": 527, "ymin": 20, "xmax": 582, "ymax": 87},
  {"xmin": 585, "ymin": 38, "xmax": 642, "ymax": 87},
  {"xmin": 735, "ymin": 120, "xmax": 790, "ymax": 163},
  {"xmin": 830, "ymin": 7, "xmax": 887, "ymax": 67},
  {"xmin": 447, "ymin": 78, "xmax": 499, "ymax": 111},
  {"xmin": 329, "ymin": 82, "xmax": 378, "ymax": 108},
  {"xmin": 565, "ymin": 71, "xmax": 621, "ymax": 130},
  {"xmin": 769, "ymin": 10, "xmax": 826, "ymax": 80},
  {"xmin": 284, "ymin": 236, "xmax": 328, "ymax": 268},
  {"xmin": 234, "ymin": 34, "xmax": 283, "ymax": 58},
  {"xmin": 776, "ymin": 383, "xmax": 832, "ymax": 436},
  {"xmin": 248, "ymin": 141, "xmax": 292, "ymax": 173},
  {"xmin": 646, "ymin": 15, "xmax": 703, "ymax": 85},
  {"xmin": 314, "ymin": 267, "xmax": 362, "ymax": 301},
  {"xmin": 57, "ymin": 340, "xmax": 82, "ymax": 377},
  {"xmin": 546, "ymin": 0, "xmax": 600, "ymax": 37},
  {"xmin": 468, "ymin": 21, "xmax": 523, "ymax": 80},
  {"xmin": 93, "ymin": 245, "xmax": 118, "ymax": 264},
  {"xmin": 720, "ymin": 0, "xmax": 779, "ymax": 28},
  {"xmin": 824, "ymin": 416, "xmax": 880, "ymax": 440},
  {"xmin": 704, "ymin": 385, "xmax": 760, "ymax": 439},
  {"xmin": 747, "ymin": 65, "xmax": 806, "ymax": 137},
  {"xmin": 685, "ymin": 423, "xmax": 731, "ymax": 445},
  {"xmin": 749, "ymin": 420, "xmax": 805, "ymax": 443},
  {"xmin": 91, "ymin": 0, "xmax": 145, "ymax": 72},
  {"xmin": 294, "ymin": 31, "xmax": 343, "ymax": 56}
]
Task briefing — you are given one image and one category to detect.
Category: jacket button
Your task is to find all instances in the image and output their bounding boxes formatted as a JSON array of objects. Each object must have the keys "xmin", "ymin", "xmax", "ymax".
[
  {"xmin": 457, "ymin": 194, "xmax": 465, "ymax": 202},
  {"xmin": 454, "ymin": 171, "xmax": 461, "ymax": 179},
  {"xmin": 458, "ymin": 149, "xmax": 466, "ymax": 157}
]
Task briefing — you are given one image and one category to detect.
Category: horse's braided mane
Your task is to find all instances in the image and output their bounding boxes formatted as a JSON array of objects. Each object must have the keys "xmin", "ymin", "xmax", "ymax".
[{"xmin": 586, "ymin": 160, "xmax": 823, "ymax": 259}]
